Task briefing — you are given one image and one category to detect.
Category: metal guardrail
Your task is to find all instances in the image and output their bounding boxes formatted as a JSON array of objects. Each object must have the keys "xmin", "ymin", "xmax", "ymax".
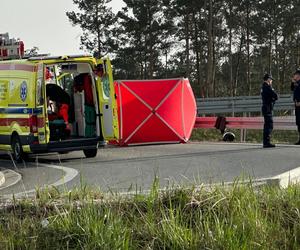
[
  {"xmin": 194, "ymin": 116, "xmax": 296, "ymax": 130},
  {"xmin": 197, "ymin": 94, "xmax": 294, "ymax": 115},
  {"xmin": 194, "ymin": 116, "xmax": 297, "ymax": 142},
  {"xmin": 195, "ymin": 95, "xmax": 297, "ymax": 142}
]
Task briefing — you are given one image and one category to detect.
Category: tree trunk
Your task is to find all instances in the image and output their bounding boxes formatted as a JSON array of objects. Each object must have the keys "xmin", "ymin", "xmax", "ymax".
[
  {"xmin": 268, "ymin": 29, "xmax": 272, "ymax": 73},
  {"xmin": 96, "ymin": 4, "xmax": 101, "ymax": 58},
  {"xmin": 184, "ymin": 14, "xmax": 191, "ymax": 78},
  {"xmin": 234, "ymin": 33, "xmax": 245, "ymax": 96},
  {"xmin": 192, "ymin": 11, "xmax": 201, "ymax": 96},
  {"xmin": 246, "ymin": 3, "xmax": 251, "ymax": 95},
  {"xmin": 212, "ymin": 39, "xmax": 216, "ymax": 97},
  {"xmin": 229, "ymin": 3, "xmax": 233, "ymax": 97},
  {"xmin": 148, "ymin": 32, "xmax": 155, "ymax": 78},
  {"xmin": 281, "ymin": 37, "xmax": 287, "ymax": 92},
  {"xmin": 206, "ymin": 0, "xmax": 214, "ymax": 97},
  {"xmin": 297, "ymin": 35, "xmax": 300, "ymax": 68},
  {"xmin": 275, "ymin": 29, "xmax": 280, "ymax": 92},
  {"xmin": 273, "ymin": 2, "xmax": 280, "ymax": 93},
  {"xmin": 165, "ymin": 51, "xmax": 168, "ymax": 78}
]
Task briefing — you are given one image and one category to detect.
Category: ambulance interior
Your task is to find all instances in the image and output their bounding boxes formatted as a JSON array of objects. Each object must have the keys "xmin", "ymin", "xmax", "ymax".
[{"xmin": 45, "ymin": 63, "xmax": 103, "ymax": 142}]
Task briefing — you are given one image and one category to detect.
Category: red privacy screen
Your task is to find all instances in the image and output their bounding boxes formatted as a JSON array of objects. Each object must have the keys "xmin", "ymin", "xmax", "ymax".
[{"xmin": 112, "ymin": 78, "xmax": 197, "ymax": 146}]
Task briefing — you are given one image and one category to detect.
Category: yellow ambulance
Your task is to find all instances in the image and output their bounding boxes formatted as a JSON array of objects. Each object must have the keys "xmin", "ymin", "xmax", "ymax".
[{"xmin": 0, "ymin": 55, "xmax": 119, "ymax": 162}]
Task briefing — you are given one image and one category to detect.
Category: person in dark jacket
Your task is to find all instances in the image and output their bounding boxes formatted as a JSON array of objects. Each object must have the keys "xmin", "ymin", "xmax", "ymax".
[
  {"xmin": 291, "ymin": 69, "xmax": 300, "ymax": 144},
  {"xmin": 261, "ymin": 73, "xmax": 278, "ymax": 148}
]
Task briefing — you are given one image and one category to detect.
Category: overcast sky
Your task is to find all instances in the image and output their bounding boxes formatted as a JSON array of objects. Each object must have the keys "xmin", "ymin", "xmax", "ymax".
[{"xmin": 0, "ymin": 0, "xmax": 124, "ymax": 56}]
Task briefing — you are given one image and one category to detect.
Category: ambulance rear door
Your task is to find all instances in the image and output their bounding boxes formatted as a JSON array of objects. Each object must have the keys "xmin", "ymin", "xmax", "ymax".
[
  {"xmin": 35, "ymin": 62, "xmax": 49, "ymax": 144},
  {"xmin": 95, "ymin": 59, "xmax": 119, "ymax": 140}
]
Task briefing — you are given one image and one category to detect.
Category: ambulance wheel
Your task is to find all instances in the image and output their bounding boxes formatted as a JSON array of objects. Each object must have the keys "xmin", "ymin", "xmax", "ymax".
[
  {"xmin": 11, "ymin": 135, "xmax": 27, "ymax": 163},
  {"xmin": 83, "ymin": 149, "xmax": 98, "ymax": 158}
]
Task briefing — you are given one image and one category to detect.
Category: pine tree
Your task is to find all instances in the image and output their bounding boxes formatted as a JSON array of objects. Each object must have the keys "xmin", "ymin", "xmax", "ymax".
[
  {"xmin": 116, "ymin": 0, "xmax": 174, "ymax": 79},
  {"xmin": 66, "ymin": 0, "xmax": 300, "ymax": 96},
  {"xmin": 67, "ymin": 0, "xmax": 116, "ymax": 58}
]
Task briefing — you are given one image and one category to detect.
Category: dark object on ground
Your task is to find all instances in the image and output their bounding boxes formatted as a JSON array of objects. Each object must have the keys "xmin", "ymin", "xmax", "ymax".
[{"xmin": 223, "ymin": 132, "xmax": 235, "ymax": 142}]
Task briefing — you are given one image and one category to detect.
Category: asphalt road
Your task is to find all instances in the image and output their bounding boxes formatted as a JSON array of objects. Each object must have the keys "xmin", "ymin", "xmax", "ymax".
[{"xmin": 1, "ymin": 142, "xmax": 300, "ymax": 196}]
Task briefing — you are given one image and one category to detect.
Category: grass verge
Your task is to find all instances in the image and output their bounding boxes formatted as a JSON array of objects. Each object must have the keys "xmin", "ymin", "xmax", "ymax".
[
  {"xmin": 191, "ymin": 128, "xmax": 299, "ymax": 144},
  {"xmin": 0, "ymin": 182, "xmax": 300, "ymax": 249}
]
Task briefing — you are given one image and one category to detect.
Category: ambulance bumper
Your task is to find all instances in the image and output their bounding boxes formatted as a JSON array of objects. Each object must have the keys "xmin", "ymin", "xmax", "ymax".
[{"xmin": 30, "ymin": 137, "xmax": 105, "ymax": 154}]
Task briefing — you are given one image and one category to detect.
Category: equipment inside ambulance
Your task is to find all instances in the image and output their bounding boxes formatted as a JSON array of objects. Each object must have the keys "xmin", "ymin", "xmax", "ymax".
[
  {"xmin": 0, "ymin": 55, "xmax": 119, "ymax": 162},
  {"xmin": 45, "ymin": 63, "xmax": 100, "ymax": 143}
]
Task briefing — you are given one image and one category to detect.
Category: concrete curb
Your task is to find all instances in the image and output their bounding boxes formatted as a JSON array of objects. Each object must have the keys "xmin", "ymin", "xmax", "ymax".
[
  {"xmin": 270, "ymin": 166, "xmax": 300, "ymax": 188},
  {"xmin": 210, "ymin": 167, "xmax": 300, "ymax": 189},
  {"xmin": 1, "ymin": 163, "xmax": 300, "ymax": 200},
  {"xmin": 0, "ymin": 171, "xmax": 5, "ymax": 187},
  {"xmin": 116, "ymin": 167, "xmax": 300, "ymax": 197},
  {"xmin": 199, "ymin": 167, "xmax": 300, "ymax": 190}
]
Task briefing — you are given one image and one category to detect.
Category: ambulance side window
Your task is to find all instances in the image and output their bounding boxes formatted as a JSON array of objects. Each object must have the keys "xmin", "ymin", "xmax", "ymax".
[
  {"xmin": 36, "ymin": 79, "xmax": 44, "ymax": 105},
  {"xmin": 101, "ymin": 75, "xmax": 110, "ymax": 99},
  {"xmin": 59, "ymin": 73, "xmax": 73, "ymax": 96}
]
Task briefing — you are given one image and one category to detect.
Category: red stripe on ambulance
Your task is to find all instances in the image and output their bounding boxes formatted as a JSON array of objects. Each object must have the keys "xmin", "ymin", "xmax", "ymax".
[
  {"xmin": 0, "ymin": 117, "xmax": 44, "ymax": 128},
  {"xmin": 0, "ymin": 64, "xmax": 37, "ymax": 72}
]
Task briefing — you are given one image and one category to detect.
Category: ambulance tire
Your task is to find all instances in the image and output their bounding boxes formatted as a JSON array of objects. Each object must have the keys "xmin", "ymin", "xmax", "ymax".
[
  {"xmin": 11, "ymin": 134, "xmax": 27, "ymax": 163},
  {"xmin": 83, "ymin": 148, "xmax": 98, "ymax": 158}
]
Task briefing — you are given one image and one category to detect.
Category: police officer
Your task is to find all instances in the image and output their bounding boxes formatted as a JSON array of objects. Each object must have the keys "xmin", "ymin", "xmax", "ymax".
[
  {"xmin": 291, "ymin": 69, "xmax": 300, "ymax": 144},
  {"xmin": 261, "ymin": 73, "xmax": 278, "ymax": 148}
]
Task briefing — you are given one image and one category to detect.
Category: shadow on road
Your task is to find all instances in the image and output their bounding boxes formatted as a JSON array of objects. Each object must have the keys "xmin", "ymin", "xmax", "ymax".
[
  {"xmin": 88, "ymin": 147, "xmax": 267, "ymax": 164},
  {"xmin": 0, "ymin": 152, "xmax": 80, "ymax": 170},
  {"xmin": 27, "ymin": 146, "xmax": 270, "ymax": 165},
  {"xmin": 1, "ymin": 143, "xmax": 290, "ymax": 167}
]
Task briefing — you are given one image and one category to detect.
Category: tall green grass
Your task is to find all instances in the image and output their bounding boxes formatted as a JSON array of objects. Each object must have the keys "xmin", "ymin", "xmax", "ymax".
[{"xmin": 0, "ymin": 182, "xmax": 299, "ymax": 249}]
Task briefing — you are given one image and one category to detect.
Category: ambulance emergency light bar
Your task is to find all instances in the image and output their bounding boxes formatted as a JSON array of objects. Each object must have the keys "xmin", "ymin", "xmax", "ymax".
[{"xmin": 0, "ymin": 33, "xmax": 25, "ymax": 59}]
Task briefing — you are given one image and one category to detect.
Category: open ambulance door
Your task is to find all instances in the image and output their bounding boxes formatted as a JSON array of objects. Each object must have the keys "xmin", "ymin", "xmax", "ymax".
[
  {"xmin": 36, "ymin": 63, "xmax": 49, "ymax": 144},
  {"xmin": 95, "ymin": 59, "xmax": 119, "ymax": 140}
]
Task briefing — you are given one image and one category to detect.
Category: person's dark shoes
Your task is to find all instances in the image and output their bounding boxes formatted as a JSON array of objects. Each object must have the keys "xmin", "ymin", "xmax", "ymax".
[{"xmin": 263, "ymin": 143, "xmax": 276, "ymax": 148}]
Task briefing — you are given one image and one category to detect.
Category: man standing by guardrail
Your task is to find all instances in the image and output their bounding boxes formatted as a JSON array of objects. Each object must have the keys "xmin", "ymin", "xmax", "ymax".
[
  {"xmin": 261, "ymin": 74, "xmax": 278, "ymax": 148},
  {"xmin": 291, "ymin": 69, "xmax": 300, "ymax": 145}
]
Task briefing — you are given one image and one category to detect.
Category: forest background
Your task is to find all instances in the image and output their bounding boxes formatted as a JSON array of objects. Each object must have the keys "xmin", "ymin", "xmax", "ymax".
[{"xmin": 67, "ymin": 0, "xmax": 300, "ymax": 97}]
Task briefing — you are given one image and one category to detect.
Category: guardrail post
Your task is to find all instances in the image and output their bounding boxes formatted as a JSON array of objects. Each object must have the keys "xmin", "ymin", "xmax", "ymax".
[
  {"xmin": 240, "ymin": 129, "xmax": 247, "ymax": 143},
  {"xmin": 240, "ymin": 112, "xmax": 247, "ymax": 143},
  {"xmin": 240, "ymin": 129, "xmax": 244, "ymax": 143}
]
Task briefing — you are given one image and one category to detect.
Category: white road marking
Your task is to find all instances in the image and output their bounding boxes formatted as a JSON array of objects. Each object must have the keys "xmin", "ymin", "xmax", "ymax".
[
  {"xmin": 2, "ymin": 144, "xmax": 300, "ymax": 199},
  {"xmin": 0, "ymin": 171, "xmax": 5, "ymax": 187},
  {"xmin": 0, "ymin": 169, "xmax": 22, "ymax": 191},
  {"xmin": 1, "ymin": 164, "xmax": 79, "ymax": 199}
]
